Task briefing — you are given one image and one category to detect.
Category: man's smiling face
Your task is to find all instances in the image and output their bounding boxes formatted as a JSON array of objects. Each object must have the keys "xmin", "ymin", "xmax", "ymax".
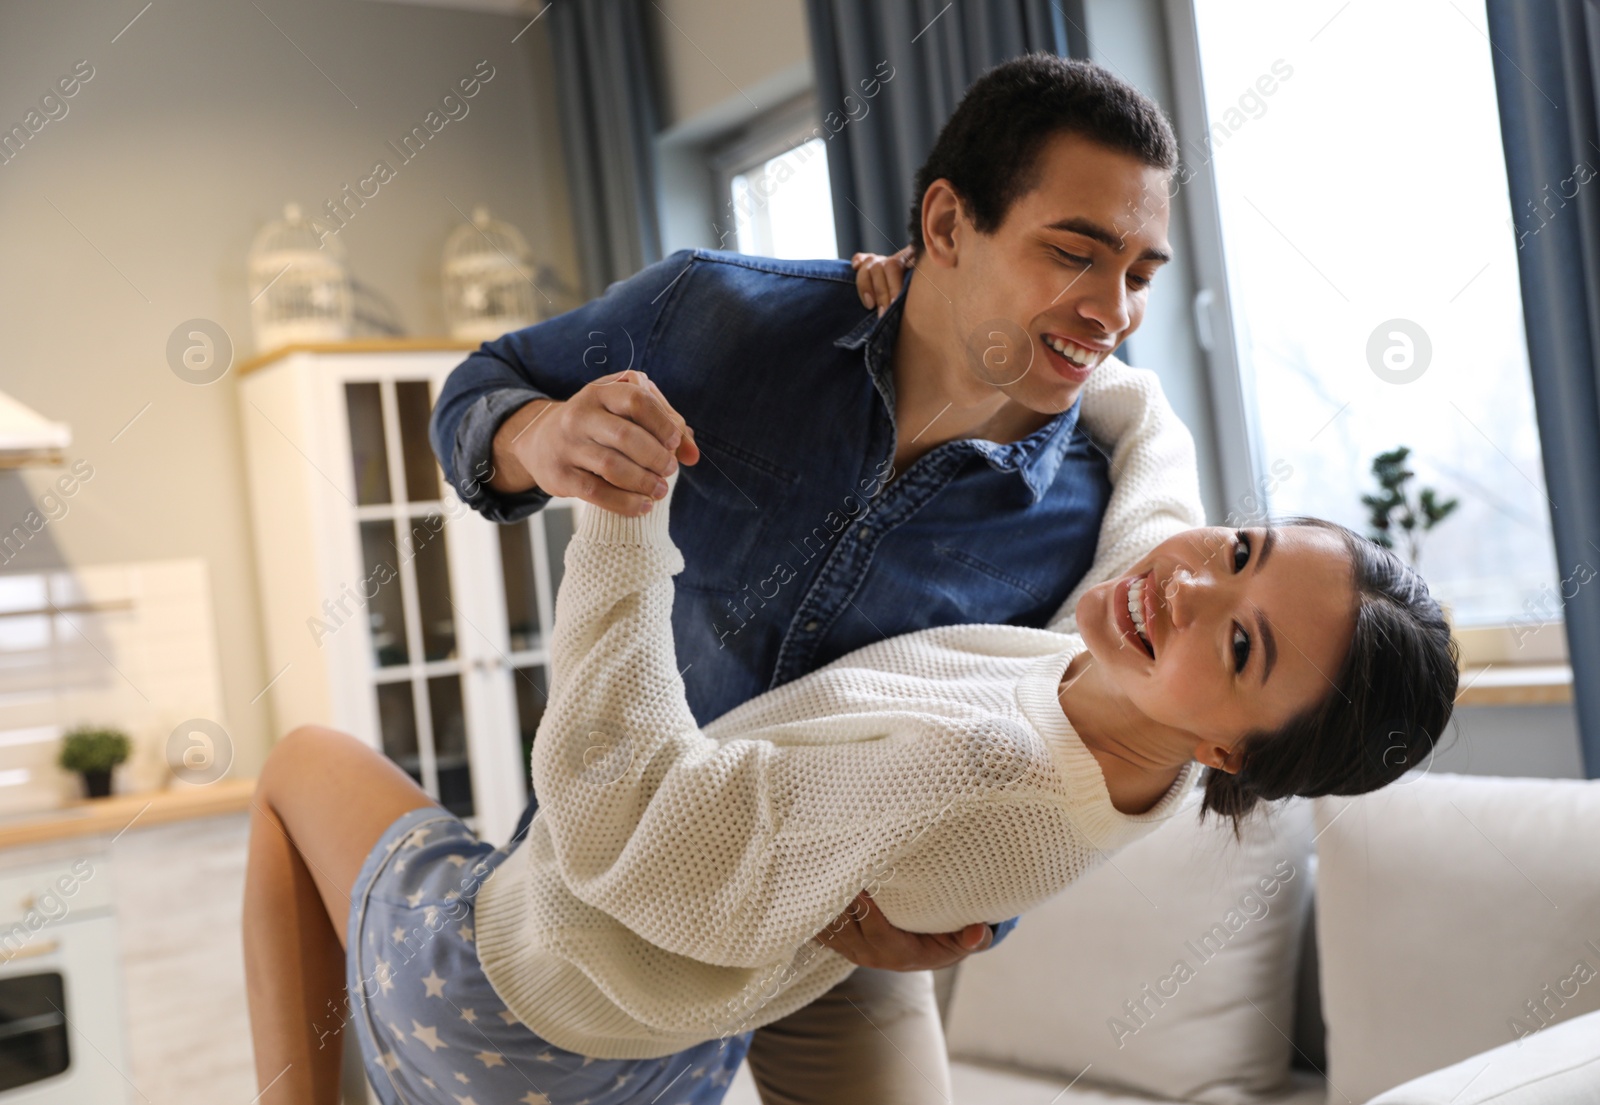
[{"xmin": 919, "ymin": 130, "xmax": 1173, "ymax": 416}]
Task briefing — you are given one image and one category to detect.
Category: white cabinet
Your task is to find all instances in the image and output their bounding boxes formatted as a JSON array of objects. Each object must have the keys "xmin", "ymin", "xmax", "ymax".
[{"xmin": 238, "ymin": 345, "xmax": 573, "ymax": 846}]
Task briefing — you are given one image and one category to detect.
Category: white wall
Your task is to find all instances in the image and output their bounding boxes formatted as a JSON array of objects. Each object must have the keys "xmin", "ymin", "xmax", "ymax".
[{"xmin": 0, "ymin": 0, "xmax": 578, "ymax": 778}]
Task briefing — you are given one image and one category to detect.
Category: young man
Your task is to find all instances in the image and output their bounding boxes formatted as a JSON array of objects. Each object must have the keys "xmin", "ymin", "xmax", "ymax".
[{"xmin": 430, "ymin": 52, "xmax": 1200, "ymax": 1105}]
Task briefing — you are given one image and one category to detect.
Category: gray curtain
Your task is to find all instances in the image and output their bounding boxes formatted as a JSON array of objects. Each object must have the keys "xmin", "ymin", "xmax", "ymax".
[
  {"xmin": 804, "ymin": 0, "xmax": 1087, "ymax": 257},
  {"xmin": 548, "ymin": 0, "xmax": 664, "ymax": 297},
  {"xmin": 1487, "ymin": 0, "xmax": 1600, "ymax": 777}
]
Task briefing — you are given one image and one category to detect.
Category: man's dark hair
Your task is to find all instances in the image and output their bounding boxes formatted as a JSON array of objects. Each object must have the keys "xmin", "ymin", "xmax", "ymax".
[{"xmin": 907, "ymin": 53, "xmax": 1178, "ymax": 255}]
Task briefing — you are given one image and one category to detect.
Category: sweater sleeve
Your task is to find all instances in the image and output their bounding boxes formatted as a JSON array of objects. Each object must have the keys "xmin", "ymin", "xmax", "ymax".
[
  {"xmin": 1048, "ymin": 357, "xmax": 1207, "ymax": 634},
  {"xmin": 532, "ymin": 481, "xmax": 1028, "ymax": 967}
]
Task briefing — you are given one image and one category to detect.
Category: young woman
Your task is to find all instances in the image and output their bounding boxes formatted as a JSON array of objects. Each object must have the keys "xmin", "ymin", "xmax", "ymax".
[{"xmin": 243, "ymin": 355, "xmax": 1457, "ymax": 1104}]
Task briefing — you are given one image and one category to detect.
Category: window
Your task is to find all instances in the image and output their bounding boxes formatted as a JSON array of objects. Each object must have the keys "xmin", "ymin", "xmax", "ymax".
[
  {"xmin": 1189, "ymin": 0, "xmax": 1561, "ymax": 653},
  {"xmin": 710, "ymin": 94, "xmax": 839, "ymax": 260}
]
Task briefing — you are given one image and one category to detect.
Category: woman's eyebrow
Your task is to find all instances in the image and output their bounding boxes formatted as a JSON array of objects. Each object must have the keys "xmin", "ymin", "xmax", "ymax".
[
  {"xmin": 1254, "ymin": 527, "xmax": 1277, "ymax": 574},
  {"xmin": 1255, "ymin": 608, "xmax": 1279, "ymax": 684}
]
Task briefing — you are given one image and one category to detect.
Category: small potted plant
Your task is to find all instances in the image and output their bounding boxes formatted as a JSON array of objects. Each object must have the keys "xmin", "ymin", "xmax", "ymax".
[
  {"xmin": 1361, "ymin": 446, "xmax": 1459, "ymax": 569},
  {"xmin": 59, "ymin": 725, "xmax": 132, "ymax": 799}
]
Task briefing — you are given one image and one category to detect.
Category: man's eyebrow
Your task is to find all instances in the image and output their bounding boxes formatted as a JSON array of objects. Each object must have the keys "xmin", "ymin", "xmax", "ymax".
[
  {"xmin": 1044, "ymin": 216, "xmax": 1172, "ymax": 263},
  {"xmin": 1256, "ymin": 609, "xmax": 1278, "ymax": 685},
  {"xmin": 1254, "ymin": 527, "xmax": 1276, "ymax": 574}
]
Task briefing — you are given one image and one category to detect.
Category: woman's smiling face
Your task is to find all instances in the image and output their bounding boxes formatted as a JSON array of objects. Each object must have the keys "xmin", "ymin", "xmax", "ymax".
[{"xmin": 1075, "ymin": 525, "xmax": 1359, "ymax": 750}]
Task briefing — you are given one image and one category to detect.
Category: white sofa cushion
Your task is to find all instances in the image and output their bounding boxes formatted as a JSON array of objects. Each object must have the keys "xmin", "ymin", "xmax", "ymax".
[
  {"xmin": 1314, "ymin": 774, "xmax": 1600, "ymax": 1104},
  {"xmin": 952, "ymin": 1062, "xmax": 1329, "ymax": 1105},
  {"xmin": 1365, "ymin": 1008, "xmax": 1600, "ymax": 1105},
  {"xmin": 944, "ymin": 791, "xmax": 1315, "ymax": 1104}
]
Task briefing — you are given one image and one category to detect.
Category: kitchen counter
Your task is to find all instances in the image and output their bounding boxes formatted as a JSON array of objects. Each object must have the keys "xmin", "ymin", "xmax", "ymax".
[{"xmin": 0, "ymin": 778, "xmax": 256, "ymax": 850}]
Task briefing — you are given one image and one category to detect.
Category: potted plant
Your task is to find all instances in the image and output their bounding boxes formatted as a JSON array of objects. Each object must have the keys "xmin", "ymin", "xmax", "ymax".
[
  {"xmin": 1361, "ymin": 446, "xmax": 1459, "ymax": 569},
  {"xmin": 59, "ymin": 725, "xmax": 132, "ymax": 799}
]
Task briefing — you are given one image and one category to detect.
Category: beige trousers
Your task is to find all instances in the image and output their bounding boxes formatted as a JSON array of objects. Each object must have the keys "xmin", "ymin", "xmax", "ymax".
[{"xmin": 744, "ymin": 967, "xmax": 953, "ymax": 1105}]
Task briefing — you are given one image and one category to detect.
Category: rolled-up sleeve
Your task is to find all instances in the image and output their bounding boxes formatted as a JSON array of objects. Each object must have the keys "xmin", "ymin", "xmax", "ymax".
[{"xmin": 430, "ymin": 248, "xmax": 699, "ymax": 524}]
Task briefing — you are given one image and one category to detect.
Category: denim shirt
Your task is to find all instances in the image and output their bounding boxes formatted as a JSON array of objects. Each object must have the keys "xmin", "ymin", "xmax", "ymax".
[{"xmin": 432, "ymin": 249, "xmax": 1115, "ymax": 948}]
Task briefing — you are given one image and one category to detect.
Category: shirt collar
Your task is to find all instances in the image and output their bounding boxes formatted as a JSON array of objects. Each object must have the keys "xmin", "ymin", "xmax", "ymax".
[{"xmin": 834, "ymin": 269, "xmax": 1090, "ymax": 504}]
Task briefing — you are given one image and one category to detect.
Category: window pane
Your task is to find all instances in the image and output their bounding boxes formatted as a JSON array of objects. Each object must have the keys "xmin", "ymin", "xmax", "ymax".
[
  {"xmin": 428, "ymin": 675, "xmax": 472, "ymax": 817},
  {"xmin": 344, "ymin": 383, "xmax": 391, "ymax": 506},
  {"xmin": 409, "ymin": 514, "xmax": 456, "ymax": 662},
  {"xmin": 1192, "ymin": 0, "xmax": 1559, "ymax": 625},
  {"xmin": 375, "ymin": 679, "xmax": 421, "ymax": 785},
  {"xmin": 359, "ymin": 521, "xmax": 408, "ymax": 666},
  {"xmin": 543, "ymin": 505, "xmax": 574, "ymax": 599},
  {"xmin": 499, "ymin": 521, "xmax": 541, "ymax": 652},
  {"xmin": 395, "ymin": 380, "xmax": 442, "ymax": 502},
  {"xmin": 731, "ymin": 137, "xmax": 838, "ymax": 259}
]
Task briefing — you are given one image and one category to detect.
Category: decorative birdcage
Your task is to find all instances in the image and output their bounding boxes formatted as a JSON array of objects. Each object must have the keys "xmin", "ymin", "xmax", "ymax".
[
  {"xmin": 443, "ymin": 205, "xmax": 539, "ymax": 341},
  {"xmin": 247, "ymin": 203, "xmax": 354, "ymax": 352}
]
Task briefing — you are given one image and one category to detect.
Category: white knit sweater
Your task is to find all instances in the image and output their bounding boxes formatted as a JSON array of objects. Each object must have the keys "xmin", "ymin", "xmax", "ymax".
[{"xmin": 473, "ymin": 357, "xmax": 1208, "ymax": 1059}]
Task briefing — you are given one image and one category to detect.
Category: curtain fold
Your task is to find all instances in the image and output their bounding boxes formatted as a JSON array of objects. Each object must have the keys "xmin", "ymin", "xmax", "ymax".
[
  {"xmin": 1486, "ymin": 0, "xmax": 1600, "ymax": 776},
  {"xmin": 548, "ymin": 0, "xmax": 664, "ymax": 297},
  {"xmin": 804, "ymin": 0, "xmax": 1086, "ymax": 257}
]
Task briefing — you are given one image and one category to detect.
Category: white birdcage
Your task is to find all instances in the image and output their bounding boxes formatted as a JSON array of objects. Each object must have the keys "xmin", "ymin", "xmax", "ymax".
[
  {"xmin": 443, "ymin": 205, "xmax": 539, "ymax": 341},
  {"xmin": 247, "ymin": 203, "xmax": 354, "ymax": 352}
]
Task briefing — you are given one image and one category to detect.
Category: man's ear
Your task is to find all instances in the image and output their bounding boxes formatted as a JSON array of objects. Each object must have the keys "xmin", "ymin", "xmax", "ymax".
[{"xmin": 919, "ymin": 179, "xmax": 965, "ymax": 268}]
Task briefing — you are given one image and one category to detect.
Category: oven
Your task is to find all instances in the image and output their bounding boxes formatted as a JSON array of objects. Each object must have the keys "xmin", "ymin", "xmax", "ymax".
[{"xmin": 0, "ymin": 852, "xmax": 128, "ymax": 1102}]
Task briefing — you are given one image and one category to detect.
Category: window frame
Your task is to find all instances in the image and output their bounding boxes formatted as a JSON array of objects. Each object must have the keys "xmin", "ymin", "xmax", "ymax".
[
  {"xmin": 707, "ymin": 91, "xmax": 831, "ymax": 256},
  {"xmin": 1161, "ymin": 0, "xmax": 1566, "ymax": 672}
]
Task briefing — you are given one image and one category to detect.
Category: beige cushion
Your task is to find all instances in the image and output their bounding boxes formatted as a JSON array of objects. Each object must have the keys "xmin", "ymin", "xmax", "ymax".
[
  {"xmin": 944, "ymin": 791, "xmax": 1314, "ymax": 1104},
  {"xmin": 1314, "ymin": 774, "xmax": 1600, "ymax": 1103},
  {"xmin": 1365, "ymin": 1008, "xmax": 1600, "ymax": 1105}
]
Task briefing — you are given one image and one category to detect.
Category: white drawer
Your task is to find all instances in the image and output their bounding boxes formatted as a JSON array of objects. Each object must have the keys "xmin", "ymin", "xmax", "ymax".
[{"xmin": 0, "ymin": 856, "xmax": 112, "ymax": 930}]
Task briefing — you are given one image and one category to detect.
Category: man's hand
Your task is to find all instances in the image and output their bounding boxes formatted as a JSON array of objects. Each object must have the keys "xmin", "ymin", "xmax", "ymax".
[
  {"xmin": 813, "ymin": 890, "xmax": 993, "ymax": 971},
  {"xmin": 490, "ymin": 369, "xmax": 699, "ymax": 515},
  {"xmin": 851, "ymin": 246, "xmax": 914, "ymax": 317}
]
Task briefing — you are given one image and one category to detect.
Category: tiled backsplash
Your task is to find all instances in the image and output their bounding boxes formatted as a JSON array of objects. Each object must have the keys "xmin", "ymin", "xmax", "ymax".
[{"xmin": 0, "ymin": 560, "xmax": 223, "ymax": 813}]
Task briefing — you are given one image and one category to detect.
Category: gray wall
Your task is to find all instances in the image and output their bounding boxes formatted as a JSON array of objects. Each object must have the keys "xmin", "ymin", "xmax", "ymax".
[{"xmin": 0, "ymin": 0, "xmax": 579, "ymax": 777}]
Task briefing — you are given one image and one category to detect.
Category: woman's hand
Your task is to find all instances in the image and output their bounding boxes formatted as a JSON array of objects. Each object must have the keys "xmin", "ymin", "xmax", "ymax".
[
  {"xmin": 492, "ymin": 369, "xmax": 699, "ymax": 516},
  {"xmin": 850, "ymin": 246, "xmax": 914, "ymax": 317},
  {"xmin": 814, "ymin": 890, "xmax": 993, "ymax": 971}
]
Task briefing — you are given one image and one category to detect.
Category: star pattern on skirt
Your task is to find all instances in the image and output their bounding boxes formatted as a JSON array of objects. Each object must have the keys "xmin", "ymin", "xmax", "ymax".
[
  {"xmin": 458, "ymin": 923, "xmax": 475, "ymax": 943},
  {"xmin": 475, "ymin": 1050, "xmax": 506, "ymax": 1068},
  {"xmin": 411, "ymin": 1020, "xmax": 446, "ymax": 1051},
  {"xmin": 498, "ymin": 1009, "xmax": 520, "ymax": 1025},
  {"xmin": 458, "ymin": 1008, "xmax": 478, "ymax": 1024},
  {"xmin": 520, "ymin": 1093, "xmax": 551, "ymax": 1105},
  {"xmin": 422, "ymin": 971, "xmax": 447, "ymax": 998}
]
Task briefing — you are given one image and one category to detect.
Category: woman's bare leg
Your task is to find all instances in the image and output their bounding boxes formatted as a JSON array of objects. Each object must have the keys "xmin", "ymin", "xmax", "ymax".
[{"xmin": 243, "ymin": 724, "xmax": 440, "ymax": 1105}]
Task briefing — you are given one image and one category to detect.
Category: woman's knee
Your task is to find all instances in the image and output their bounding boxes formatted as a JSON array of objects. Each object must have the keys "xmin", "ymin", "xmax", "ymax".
[{"xmin": 260, "ymin": 725, "xmax": 359, "ymax": 800}]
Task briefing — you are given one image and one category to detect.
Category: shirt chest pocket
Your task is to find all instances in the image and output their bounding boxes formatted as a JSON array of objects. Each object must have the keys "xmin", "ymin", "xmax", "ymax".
[{"xmin": 672, "ymin": 430, "xmax": 801, "ymax": 595}]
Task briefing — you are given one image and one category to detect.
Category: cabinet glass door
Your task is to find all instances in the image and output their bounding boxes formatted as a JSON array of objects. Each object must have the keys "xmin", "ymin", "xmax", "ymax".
[
  {"xmin": 498, "ymin": 503, "xmax": 576, "ymax": 776},
  {"xmin": 345, "ymin": 379, "xmax": 473, "ymax": 821}
]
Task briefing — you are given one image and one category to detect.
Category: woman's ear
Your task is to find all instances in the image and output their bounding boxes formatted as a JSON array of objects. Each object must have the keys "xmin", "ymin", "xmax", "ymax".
[{"xmin": 1193, "ymin": 739, "xmax": 1246, "ymax": 774}]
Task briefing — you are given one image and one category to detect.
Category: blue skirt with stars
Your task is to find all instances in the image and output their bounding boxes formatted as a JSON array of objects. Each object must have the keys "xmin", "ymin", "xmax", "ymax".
[{"xmin": 344, "ymin": 804, "xmax": 753, "ymax": 1105}]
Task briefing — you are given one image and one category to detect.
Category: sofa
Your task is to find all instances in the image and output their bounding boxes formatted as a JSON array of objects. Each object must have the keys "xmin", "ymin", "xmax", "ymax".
[{"xmin": 724, "ymin": 772, "xmax": 1600, "ymax": 1104}]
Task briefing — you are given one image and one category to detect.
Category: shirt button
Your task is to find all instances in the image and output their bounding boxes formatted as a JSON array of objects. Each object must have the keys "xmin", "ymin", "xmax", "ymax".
[{"xmin": 804, "ymin": 619, "xmax": 820, "ymax": 632}]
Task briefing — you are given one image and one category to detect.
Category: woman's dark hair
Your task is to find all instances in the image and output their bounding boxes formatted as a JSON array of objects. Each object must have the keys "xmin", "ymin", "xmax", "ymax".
[
  {"xmin": 1198, "ymin": 519, "xmax": 1459, "ymax": 841},
  {"xmin": 907, "ymin": 53, "xmax": 1178, "ymax": 255}
]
